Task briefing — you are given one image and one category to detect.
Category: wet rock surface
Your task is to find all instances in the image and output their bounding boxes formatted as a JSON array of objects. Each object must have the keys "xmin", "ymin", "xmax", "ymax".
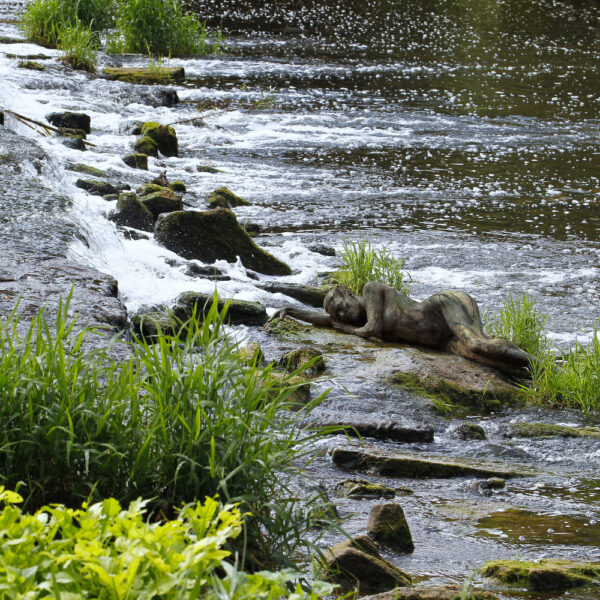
[
  {"xmin": 363, "ymin": 585, "xmax": 499, "ymax": 600},
  {"xmin": 102, "ymin": 66, "xmax": 185, "ymax": 84},
  {"xmin": 256, "ymin": 281, "xmax": 333, "ymax": 308},
  {"xmin": 367, "ymin": 503, "xmax": 414, "ymax": 551},
  {"xmin": 175, "ymin": 291, "xmax": 268, "ymax": 326}
]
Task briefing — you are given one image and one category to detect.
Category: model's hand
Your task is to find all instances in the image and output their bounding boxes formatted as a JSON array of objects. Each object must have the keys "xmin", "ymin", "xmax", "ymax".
[{"xmin": 265, "ymin": 308, "xmax": 288, "ymax": 327}]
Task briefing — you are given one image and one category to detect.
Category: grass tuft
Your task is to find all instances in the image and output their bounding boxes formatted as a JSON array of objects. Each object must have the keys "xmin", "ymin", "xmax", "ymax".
[
  {"xmin": 331, "ymin": 240, "xmax": 410, "ymax": 295},
  {"xmin": 57, "ymin": 21, "xmax": 98, "ymax": 71}
]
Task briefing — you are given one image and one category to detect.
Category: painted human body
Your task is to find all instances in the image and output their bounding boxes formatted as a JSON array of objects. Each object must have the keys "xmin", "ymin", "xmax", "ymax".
[{"xmin": 267, "ymin": 282, "xmax": 533, "ymax": 376}]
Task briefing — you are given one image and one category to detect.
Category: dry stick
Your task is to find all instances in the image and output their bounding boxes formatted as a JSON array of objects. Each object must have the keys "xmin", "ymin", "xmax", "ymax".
[{"xmin": 4, "ymin": 109, "xmax": 97, "ymax": 147}]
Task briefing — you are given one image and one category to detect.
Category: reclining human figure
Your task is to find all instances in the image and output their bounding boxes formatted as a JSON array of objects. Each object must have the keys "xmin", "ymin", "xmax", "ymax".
[{"xmin": 267, "ymin": 281, "xmax": 533, "ymax": 377}]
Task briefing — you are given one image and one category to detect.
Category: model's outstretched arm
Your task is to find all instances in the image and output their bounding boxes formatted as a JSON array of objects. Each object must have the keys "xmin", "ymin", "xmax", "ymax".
[{"xmin": 266, "ymin": 306, "xmax": 332, "ymax": 327}]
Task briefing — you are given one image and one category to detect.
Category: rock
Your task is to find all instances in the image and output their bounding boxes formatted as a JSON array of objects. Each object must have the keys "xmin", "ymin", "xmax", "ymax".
[
  {"xmin": 47, "ymin": 111, "xmax": 91, "ymax": 134},
  {"xmin": 61, "ymin": 136, "xmax": 86, "ymax": 151},
  {"xmin": 120, "ymin": 227, "xmax": 150, "ymax": 241},
  {"xmin": 131, "ymin": 311, "xmax": 177, "ymax": 339},
  {"xmin": 206, "ymin": 186, "xmax": 250, "ymax": 208},
  {"xmin": 122, "ymin": 153, "xmax": 148, "ymax": 170},
  {"xmin": 0, "ymin": 111, "xmax": 4, "ymax": 126},
  {"xmin": 128, "ymin": 121, "xmax": 144, "ymax": 135},
  {"xmin": 473, "ymin": 477, "xmax": 506, "ymax": 495},
  {"xmin": 239, "ymin": 342, "xmax": 263, "ymax": 365},
  {"xmin": 390, "ymin": 349, "xmax": 526, "ymax": 413},
  {"xmin": 76, "ymin": 179, "xmax": 121, "ymax": 196},
  {"xmin": 170, "ymin": 180, "xmax": 186, "ymax": 192},
  {"xmin": 103, "ymin": 194, "xmax": 119, "ymax": 202},
  {"xmin": 481, "ymin": 559, "xmax": 600, "ymax": 591},
  {"xmin": 197, "ymin": 165, "xmax": 223, "ymax": 173},
  {"xmin": 137, "ymin": 183, "xmax": 168, "ymax": 196},
  {"xmin": 336, "ymin": 479, "xmax": 396, "ymax": 500},
  {"xmin": 265, "ymin": 317, "xmax": 313, "ymax": 338},
  {"xmin": 102, "ymin": 66, "xmax": 185, "ymax": 84},
  {"xmin": 323, "ymin": 422, "xmax": 434, "ymax": 443},
  {"xmin": 184, "ymin": 263, "xmax": 231, "ymax": 281},
  {"xmin": 17, "ymin": 60, "xmax": 44, "ymax": 70},
  {"xmin": 266, "ymin": 371, "xmax": 311, "ymax": 405},
  {"xmin": 367, "ymin": 503, "xmax": 414, "ymax": 552},
  {"xmin": 256, "ymin": 282, "xmax": 334, "ymax": 308},
  {"xmin": 133, "ymin": 135, "xmax": 158, "ymax": 158},
  {"xmin": 309, "ymin": 243, "xmax": 336, "ymax": 256},
  {"xmin": 66, "ymin": 163, "xmax": 106, "ymax": 177},
  {"xmin": 154, "ymin": 208, "xmax": 292, "ymax": 276},
  {"xmin": 138, "ymin": 87, "xmax": 179, "ymax": 107},
  {"xmin": 331, "ymin": 447, "xmax": 525, "ymax": 479},
  {"xmin": 139, "ymin": 190, "xmax": 183, "ymax": 222},
  {"xmin": 0, "ymin": 36, "xmax": 27, "ymax": 44},
  {"xmin": 508, "ymin": 422, "xmax": 600, "ymax": 440},
  {"xmin": 278, "ymin": 346, "xmax": 325, "ymax": 374},
  {"xmin": 241, "ymin": 220, "xmax": 260, "ymax": 236},
  {"xmin": 108, "ymin": 193, "xmax": 154, "ymax": 232},
  {"xmin": 486, "ymin": 477, "xmax": 505, "ymax": 489},
  {"xmin": 452, "ymin": 422, "xmax": 486, "ymax": 441},
  {"xmin": 363, "ymin": 584, "xmax": 498, "ymax": 600},
  {"xmin": 175, "ymin": 291, "xmax": 268, "ymax": 326},
  {"xmin": 320, "ymin": 535, "xmax": 411, "ymax": 596},
  {"xmin": 140, "ymin": 122, "xmax": 178, "ymax": 157}
]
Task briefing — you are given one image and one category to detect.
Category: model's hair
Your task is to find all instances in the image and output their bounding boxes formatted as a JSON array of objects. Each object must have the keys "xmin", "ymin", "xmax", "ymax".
[{"xmin": 323, "ymin": 286, "xmax": 355, "ymax": 314}]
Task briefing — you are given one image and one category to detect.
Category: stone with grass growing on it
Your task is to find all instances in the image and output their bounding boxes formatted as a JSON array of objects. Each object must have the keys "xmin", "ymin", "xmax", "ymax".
[
  {"xmin": 154, "ymin": 208, "xmax": 292, "ymax": 276},
  {"xmin": 206, "ymin": 186, "xmax": 250, "ymax": 208},
  {"xmin": 367, "ymin": 503, "xmax": 414, "ymax": 552},
  {"xmin": 140, "ymin": 122, "xmax": 178, "ymax": 157},
  {"xmin": 133, "ymin": 135, "xmax": 158, "ymax": 158},
  {"xmin": 108, "ymin": 192, "xmax": 154, "ymax": 232},
  {"xmin": 102, "ymin": 66, "xmax": 185, "ymax": 85},
  {"xmin": 122, "ymin": 153, "xmax": 148, "ymax": 170}
]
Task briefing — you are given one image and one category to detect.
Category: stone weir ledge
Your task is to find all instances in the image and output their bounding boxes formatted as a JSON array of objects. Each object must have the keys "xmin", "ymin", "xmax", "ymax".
[{"xmin": 0, "ymin": 125, "xmax": 127, "ymax": 334}]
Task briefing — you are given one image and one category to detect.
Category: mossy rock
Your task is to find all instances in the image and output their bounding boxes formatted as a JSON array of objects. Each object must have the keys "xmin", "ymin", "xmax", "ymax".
[
  {"xmin": 59, "ymin": 127, "xmax": 87, "ymax": 140},
  {"xmin": 154, "ymin": 208, "xmax": 292, "ymax": 276},
  {"xmin": 140, "ymin": 122, "xmax": 178, "ymax": 157},
  {"xmin": 131, "ymin": 311, "xmax": 178, "ymax": 340},
  {"xmin": 367, "ymin": 503, "xmax": 414, "ymax": 552},
  {"xmin": 453, "ymin": 422, "xmax": 486, "ymax": 440},
  {"xmin": 175, "ymin": 291, "xmax": 268, "ymax": 326},
  {"xmin": 47, "ymin": 111, "xmax": 91, "ymax": 134},
  {"xmin": 481, "ymin": 559, "xmax": 600, "ymax": 591},
  {"xmin": 264, "ymin": 317, "xmax": 313, "ymax": 338},
  {"xmin": 170, "ymin": 180, "xmax": 186, "ymax": 192},
  {"xmin": 140, "ymin": 190, "xmax": 183, "ymax": 222},
  {"xmin": 133, "ymin": 135, "xmax": 158, "ymax": 158},
  {"xmin": 206, "ymin": 186, "xmax": 249, "ymax": 208},
  {"xmin": 277, "ymin": 346, "xmax": 325, "ymax": 374},
  {"xmin": 257, "ymin": 281, "xmax": 335, "ymax": 308},
  {"xmin": 509, "ymin": 422, "xmax": 600, "ymax": 440},
  {"xmin": 75, "ymin": 179, "xmax": 120, "ymax": 197},
  {"xmin": 239, "ymin": 342, "xmax": 264, "ymax": 365},
  {"xmin": 122, "ymin": 153, "xmax": 148, "ymax": 170},
  {"xmin": 319, "ymin": 535, "xmax": 411, "ymax": 595},
  {"xmin": 109, "ymin": 192, "xmax": 154, "ymax": 232},
  {"xmin": 137, "ymin": 183, "xmax": 169, "ymax": 196},
  {"xmin": 66, "ymin": 163, "xmax": 106, "ymax": 177},
  {"xmin": 331, "ymin": 447, "xmax": 527, "ymax": 479},
  {"xmin": 17, "ymin": 60, "xmax": 44, "ymax": 70},
  {"xmin": 197, "ymin": 165, "xmax": 223, "ymax": 173},
  {"xmin": 102, "ymin": 66, "xmax": 185, "ymax": 85},
  {"xmin": 266, "ymin": 370, "xmax": 311, "ymax": 405},
  {"xmin": 364, "ymin": 585, "xmax": 498, "ymax": 600},
  {"xmin": 336, "ymin": 479, "xmax": 396, "ymax": 500},
  {"xmin": 326, "ymin": 422, "xmax": 434, "ymax": 443}
]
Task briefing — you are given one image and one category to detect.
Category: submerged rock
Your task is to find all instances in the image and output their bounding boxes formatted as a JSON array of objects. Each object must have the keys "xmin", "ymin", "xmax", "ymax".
[
  {"xmin": 331, "ymin": 447, "xmax": 525, "ymax": 479},
  {"xmin": 47, "ymin": 111, "xmax": 91, "ymax": 134},
  {"xmin": 102, "ymin": 66, "xmax": 185, "ymax": 84},
  {"xmin": 108, "ymin": 193, "xmax": 154, "ymax": 232},
  {"xmin": 140, "ymin": 122, "xmax": 178, "ymax": 157},
  {"xmin": 277, "ymin": 346, "xmax": 325, "ymax": 374},
  {"xmin": 481, "ymin": 558, "xmax": 600, "ymax": 591},
  {"xmin": 206, "ymin": 186, "xmax": 250, "ymax": 208},
  {"xmin": 122, "ymin": 153, "xmax": 148, "ymax": 170},
  {"xmin": 175, "ymin": 291, "xmax": 268, "ymax": 326},
  {"xmin": 363, "ymin": 585, "xmax": 498, "ymax": 600},
  {"xmin": 452, "ymin": 422, "xmax": 486, "ymax": 440},
  {"xmin": 154, "ymin": 208, "xmax": 292, "ymax": 275},
  {"xmin": 367, "ymin": 503, "xmax": 414, "ymax": 552},
  {"xmin": 139, "ymin": 190, "xmax": 183, "ymax": 222},
  {"xmin": 508, "ymin": 422, "xmax": 600, "ymax": 440},
  {"xmin": 336, "ymin": 479, "xmax": 397, "ymax": 499},
  {"xmin": 256, "ymin": 281, "xmax": 334, "ymax": 308},
  {"xmin": 319, "ymin": 535, "xmax": 411, "ymax": 596}
]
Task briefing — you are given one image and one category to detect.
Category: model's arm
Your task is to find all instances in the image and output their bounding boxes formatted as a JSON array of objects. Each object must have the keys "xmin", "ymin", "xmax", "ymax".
[
  {"xmin": 345, "ymin": 281, "xmax": 386, "ymax": 338},
  {"xmin": 266, "ymin": 306, "xmax": 332, "ymax": 327}
]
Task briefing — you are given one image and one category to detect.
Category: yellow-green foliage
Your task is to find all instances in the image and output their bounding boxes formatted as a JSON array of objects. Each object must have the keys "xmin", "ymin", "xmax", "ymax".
[
  {"xmin": 331, "ymin": 240, "xmax": 410, "ymax": 295},
  {"xmin": 0, "ymin": 489, "xmax": 333, "ymax": 598}
]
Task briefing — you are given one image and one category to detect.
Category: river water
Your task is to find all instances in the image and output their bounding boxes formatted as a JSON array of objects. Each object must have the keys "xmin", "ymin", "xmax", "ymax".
[{"xmin": 1, "ymin": 0, "xmax": 600, "ymax": 596}]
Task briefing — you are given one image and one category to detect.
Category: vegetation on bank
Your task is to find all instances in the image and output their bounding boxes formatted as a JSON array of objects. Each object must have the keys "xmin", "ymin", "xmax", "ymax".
[
  {"xmin": 0, "ymin": 489, "xmax": 333, "ymax": 598},
  {"xmin": 0, "ymin": 295, "xmax": 336, "ymax": 570},
  {"xmin": 19, "ymin": 0, "xmax": 224, "ymax": 71}
]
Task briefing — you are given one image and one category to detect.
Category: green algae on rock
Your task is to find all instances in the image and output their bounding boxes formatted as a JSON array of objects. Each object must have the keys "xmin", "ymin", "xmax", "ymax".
[
  {"xmin": 332, "ymin": 447, "xmax": 526, "ymax": 479},
  {"xmin": 109, "ymin": 193, "xmax": 154, "ymax": 232},
  {"xmin": 170, "ymin": 180, "xmax": 186, "ymax": 192},
  {"xmin": 453, "ymin": 422, "xmax": 486, "ymax": 440},
  {"xmin": 139, "ymin": 190, "xmax": 183, "ymax": 222},
  {"xmin": 367, "ymin": 503, "xmax": 414, "ymax": 552},
  {"xmin": 133, "ymin": 135, "xmax": 158, "ymax": 158},
  {"xmin": 197, "ymin": 165, "xmax": 223, "ymax": 173},
  {"xmin": 336, "ymin": 479, "xmax": 397, "ymax": 499},
  {"xmin": 140, "ymin": 122, "xmax": 178, "ymax": 157},
  {"xmin": 175, "ymin": 291, "xmax": 268, "ymax": 326},
  {"xmin": 277, "ymin": 346, "xmax": 325, "ymax": 374},
  {"xmin": 154, "ymin": 208, "xmax": 292, "ymax": 276},
  {"xmin": 102, "ymin": 66, "xmax": 185, "ymax": 84},
  {"xmin": 480, "ymin": 558, "xmax": 600, "ymax": 591},
  {"xmin": 17, "ymin": 60, "xmax": 44, "ymax": 70},
  {"xmin": 131, "ymin": 311, "xmax": 177, "ymax": 340},
  {"xmin": 75, "ymin": 179, "xmax": 121, "ymax": 197},
  {"xmin": 206, "ymin": 186, "xmax": 250, "ymax": 208},
  {"xmin": 66, "ymin": 163, "xmax": 106, "ymax": 177},
  {"xmin": 265, "ymin": 317, "xmax": 313, "ymax": 338},
  {"xmin": 509, "ymin": 422, "xmax": 600, "ymax": 440},
  {"xmin": 363, "ymin": 584, "xmax": 498, "ymax": 600},
  {"xmin": 122, "ymin": 153, "xmax": 148, "ymax": 170}
]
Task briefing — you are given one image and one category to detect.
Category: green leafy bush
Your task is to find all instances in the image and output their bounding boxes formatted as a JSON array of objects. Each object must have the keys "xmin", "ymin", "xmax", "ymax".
[
  {"xmin": 485, "ymin": 292, "xmax": 549, "ymax": 357},
  {"xmin": 0, "ymin": 489, "xmax": 333, "ymax": 598},
  {"xmin": 112, "ymin": 0, "xmax": 224, "ymax": 56},
  {"xmin": 58, "ymin": 21, "xmax": 98, "ymax": 71},
  {"xmin": 19, "ymin": 0, "xmax": 113, "ymax": 46},
  {"xmin": 0, "ymin": 295, "xmax": 333, "ymax": 565},
  {"xmin": 331, "ymin": 239, "xmax": 410, "ymax": 295}
]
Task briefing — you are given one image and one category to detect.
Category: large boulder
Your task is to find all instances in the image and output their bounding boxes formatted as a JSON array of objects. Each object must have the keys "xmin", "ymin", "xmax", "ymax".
[
  {"xmin": 140, "ymin": 122, "xmax": 178, "ymax": 157},
  {"xmin": 319, "ymin": 535, "xmax": 411, "ymax": 596},
  {"xmin": 47, "ymin": 111, "xmax": 91, "ymax": 134},
  {"xmin": 109, "ymin": 193, "xmax": 154, "ymax": 232},
  {"xmin": 139, "ymin": 190, "xmax": 183, "ymax": 222},
  {"xmin": 154, "ymin": 208, "xmax": 292, "ymax": 276},
  {"xmin": 174, "ymin": 291, "xmax": 267, "ymax": 326},
  {"xmin": 367, "ymin": 503, "xmax": 414, "ymax": 552}
]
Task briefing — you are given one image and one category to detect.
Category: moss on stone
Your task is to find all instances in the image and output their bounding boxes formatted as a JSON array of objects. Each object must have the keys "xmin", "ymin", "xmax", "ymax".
[
  {"xmin": 197, "ymin": 165, "xmax": 223, "ymax": 173},
  {"xmin": 109, "ymin": 192, "xmax": 154, "ymax": 232},
  {"xmin": 336, "ymin": 479, "xmax": 396, "ymax": 499},
  {"xmin": 140, "ymin": 122, "xmax": 178, "ymax": 157},
  {"xmin": 170, "ymin": 180, "xmax": 186, "ymax": 192},
  {"xmin": 510, "ymin": 422, "xmax": 600, "ymax": 440},
  {"xmin": 131, "ymin": 311, "xmax": 178, "ymax": 340},
  {"xmin": 264, "ymin": 318, "xmax": 313, "ymax": 338},
  {"xmin": 133, "ymin": 135, "xmax": 158, "ymax": 158},
  {"xmin": 453, "ymin": 422, "xmax": 486, "ymax": 440},
  {"xmin": 139, "ymin": 190, "xmax": 183, "ymax": 221},
  {"xmin": 367, "ymin": 503, "xmax": 414, "ymax": 552},
  {"xmin": 266, "ymin": 371, "xmax": 311, "ymax": 405},
  {"xmin": 75, "ymin": 179, "xmax": 119, "ymax": 197},
  {"xmin": 278, "ymin": 346, "xmax": 325, "ymax": 374},
  {"xmin": 122, "ymin": 153, "xmax": 148, "ymax": 170},
  {"xmin": 238, "ymin": 342, "xmax": 264, "ymax": 365},
  {"xmin": 102, "ymin": 66, "xmax": 185, "ymax": 84},
  {"xmin": 481, "ymin": 559, "xmax": 600, "ymax": 591},
  {"xmin": 206, "ymin": 186, "xmax": 250, "ymax": 208},
  {"xmin": 137, "ymin": 183, "xmax": 169, "ymax": 197},
  {"xmin": 175, "ymin": 291, "xmax": 268, "ymax": 326},
  {"xmin": 17, "ymin": 60, "xmax": 44, "ymax": 70},
  {"xmin": 66, "ymin": 163, "xmax": 106, "ymax": 177}
]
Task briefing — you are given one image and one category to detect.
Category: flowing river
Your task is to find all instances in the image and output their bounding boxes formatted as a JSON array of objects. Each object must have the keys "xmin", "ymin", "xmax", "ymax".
[{"xmin": 1, "ymin": 0, "xmax": 600, "ymax": 596}]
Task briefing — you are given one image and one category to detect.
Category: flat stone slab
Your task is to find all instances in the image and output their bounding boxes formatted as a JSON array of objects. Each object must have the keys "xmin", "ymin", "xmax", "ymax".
[
  {"xmin": 102, "ymin": 66, "xmax": 185, "ymax": 84},
  {"xmin": 316, "ymin": 421, "xmax": 434, "ymax": 443},
  {"xmin": 508, "ymin": 422, "xmax": 600, "ymax": 440},
  {"xmin": 332, "ymin": 447, "xmax": 527, "ymax": 479},
  {"xmin": 364, "ymin": 585, "xmax": 498, "ymax": 600}
]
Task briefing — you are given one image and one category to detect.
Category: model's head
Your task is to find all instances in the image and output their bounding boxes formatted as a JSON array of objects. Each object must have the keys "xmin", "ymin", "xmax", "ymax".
[{"xmin": 324, "ymin": 286, "xmax": 366, "ymax": 324}]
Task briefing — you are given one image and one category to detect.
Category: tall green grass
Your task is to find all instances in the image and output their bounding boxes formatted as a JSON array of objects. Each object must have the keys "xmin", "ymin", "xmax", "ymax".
[
  {"xmin": 0, "ymin": 295, "xmax": 334, "ymax": 566},
  {"xmin": 58, "ymin": 21, "xmax": 98, "ymax": 71},
  {"xmin": 331, "ymin": 239, "xmax": 410, "ymax": 295}
]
